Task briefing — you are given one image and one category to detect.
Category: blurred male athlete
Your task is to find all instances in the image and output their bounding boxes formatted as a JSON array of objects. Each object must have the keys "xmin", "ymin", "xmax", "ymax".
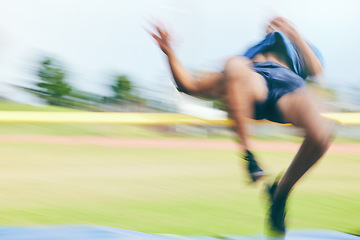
[{"xmin": 149, "ymin": 17, "xmax": 333, "ymax": 235}]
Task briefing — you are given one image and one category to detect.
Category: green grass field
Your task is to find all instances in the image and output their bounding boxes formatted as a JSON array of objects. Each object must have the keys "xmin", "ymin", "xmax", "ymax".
[
  {"xmin": 0, "ymin": 101, "xmax": 358, "ymax": 236},
  {"xmin": 0, "ymin": 142, "xmax": 358, "ymax": 236}
]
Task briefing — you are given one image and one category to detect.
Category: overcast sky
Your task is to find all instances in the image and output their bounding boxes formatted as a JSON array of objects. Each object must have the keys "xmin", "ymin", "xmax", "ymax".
[{"xmin": 0, "ymin": 0, "xmax": 359, "ymax": 104}]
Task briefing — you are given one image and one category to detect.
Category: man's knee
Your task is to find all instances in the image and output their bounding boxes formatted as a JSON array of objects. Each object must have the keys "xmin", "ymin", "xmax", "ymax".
[{"xmin": 306, "ymin": 119, "xmax": 334, "ymax": 150}]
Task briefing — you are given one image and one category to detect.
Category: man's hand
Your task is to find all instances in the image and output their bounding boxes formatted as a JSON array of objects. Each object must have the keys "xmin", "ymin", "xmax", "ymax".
[
  {"xmin": 269, "ymin": 17, "xmax": 323, "ymax": 77},
  {"xmin": 147, "ymin": 23, "xmax": 173, "ymax": 56},
  {"xmin": 269, "ymin": 17, "xmax": 301, "ymax": 42}
]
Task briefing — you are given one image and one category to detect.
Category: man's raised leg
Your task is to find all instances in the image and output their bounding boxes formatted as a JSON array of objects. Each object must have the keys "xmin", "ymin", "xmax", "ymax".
[{"xmin": 268, "ymin": 89, "xmax": 334, "ymax": 234}]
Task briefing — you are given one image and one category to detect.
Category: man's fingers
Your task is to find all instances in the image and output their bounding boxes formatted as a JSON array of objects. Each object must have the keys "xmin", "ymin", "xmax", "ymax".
[
  {"xmin": 164, "ymin": 30, "xmax": 169, "ymax": 38},
  {"xmin": 266, "ymin": 24, "xmax": 274, "ymax": 34},
  {"xmin": 271, "ymin": 17, "xmax": 293, "ymax": 29},
  {"xmin": 142, "ymin": 26, "xmax": 162, "ymax": 43},
  {"xmin": 156, "ymin": 26, "xmax": 168, "ymax": 40},
  {"xmin": 145, "ymin": 18, "xmax": 159, "ymax": 33},
  {"xmin": 143, "ymin": 26, "xmax": 155, "ymax": 37},
  {"xmin": 145, "ymin": 17, "xmax": 165, "ymax": 38},
  {"xmin": 270, "ymin": 19, "xmax": 281, "ymax": 27},
  {"xmin": 144, "ymin": 23, "xmax": 167, "ymax": 43},
  {"xmin": 144, "ymin": 15, "xmax": 171, "ymax": 42},
  {"xmin": 152, "ymin": 33, "xmax": 161, "ymax": 43},
  {"xmin": 272, "ymin": 16, "xmax": 285, "ymax": 23},
  {"xmin": 274, "ymin": 16, "xmax": 285, "ymax": 22},
  {"xmin": 270, "ymin": 16, "xmax": 288, "ymax": 27},
  {"xmin": 156, "ymin": 26, "xmax": 163, "ymax": 35}
]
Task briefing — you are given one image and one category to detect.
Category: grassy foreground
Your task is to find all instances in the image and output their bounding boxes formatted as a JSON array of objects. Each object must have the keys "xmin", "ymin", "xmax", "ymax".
[{"xmin": 0, "ymin": 142, "xmax": 358, "ymax": 236}]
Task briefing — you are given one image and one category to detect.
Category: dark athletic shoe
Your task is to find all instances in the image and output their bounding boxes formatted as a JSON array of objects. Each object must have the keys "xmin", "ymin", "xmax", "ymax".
[
  {"xmin": 265, "ymin": 180, "xmax": 286, "ymax": 237},
  {"xmin": 248, "ymin": 160, "xmax": 266, "ymax": 182},
  {"xmin": 243, "ymin": 150, "xmax": 266, "ymax": 182}
]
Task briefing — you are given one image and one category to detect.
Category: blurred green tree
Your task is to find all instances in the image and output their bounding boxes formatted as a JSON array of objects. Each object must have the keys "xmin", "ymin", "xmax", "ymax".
[
  {"xmin": 35, "ymin": 58, "xmax": 72, "ymax": 106},
  {"xmin": 111, "ymin": 75, "xmax": 133, "ymax": 101},
  {"xmin": 22, "ymin": 58, "xmax": 73, "ymax": 106},
  {"xmin": 109, "ymin": 75, "xmax": 145, "ymax": 104}
]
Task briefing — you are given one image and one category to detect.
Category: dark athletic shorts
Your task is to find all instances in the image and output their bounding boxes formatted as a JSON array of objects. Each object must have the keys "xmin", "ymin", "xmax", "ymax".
[{"xmin": 252, "ymin": 61, "xmax": 305, "ymax": 123}]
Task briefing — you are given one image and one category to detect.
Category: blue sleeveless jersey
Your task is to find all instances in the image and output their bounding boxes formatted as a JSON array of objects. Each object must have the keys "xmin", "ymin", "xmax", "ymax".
[{"xmin": 243, "ymin": 31, "xmax": 323, "ymax": 79}]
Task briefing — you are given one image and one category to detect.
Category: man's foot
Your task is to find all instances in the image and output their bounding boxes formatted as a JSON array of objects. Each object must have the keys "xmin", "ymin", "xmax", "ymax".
[
  {"xmin": 268, "ymin": 198, "xmax": 286, "ymax": 235},
  {"xmin": 265, "ymin": 180, "xmax": 286, "ymax": 237},
  {"xmin": 243, "ymin": 150, "xmax": 266, "ymax": 182},
  {"xmin": 248, "ymin": 160, "xmax": 266, "ymax": 182}
]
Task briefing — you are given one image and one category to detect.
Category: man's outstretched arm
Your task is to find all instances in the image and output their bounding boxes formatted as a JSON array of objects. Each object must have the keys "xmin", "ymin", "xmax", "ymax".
[
  {"xmin": 150, "ymin": 24, "xmax": 265, "ymax": 182},
  {"xmin": 148, "ymin": 24, "xmax": 222, "ymax": 96}
]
